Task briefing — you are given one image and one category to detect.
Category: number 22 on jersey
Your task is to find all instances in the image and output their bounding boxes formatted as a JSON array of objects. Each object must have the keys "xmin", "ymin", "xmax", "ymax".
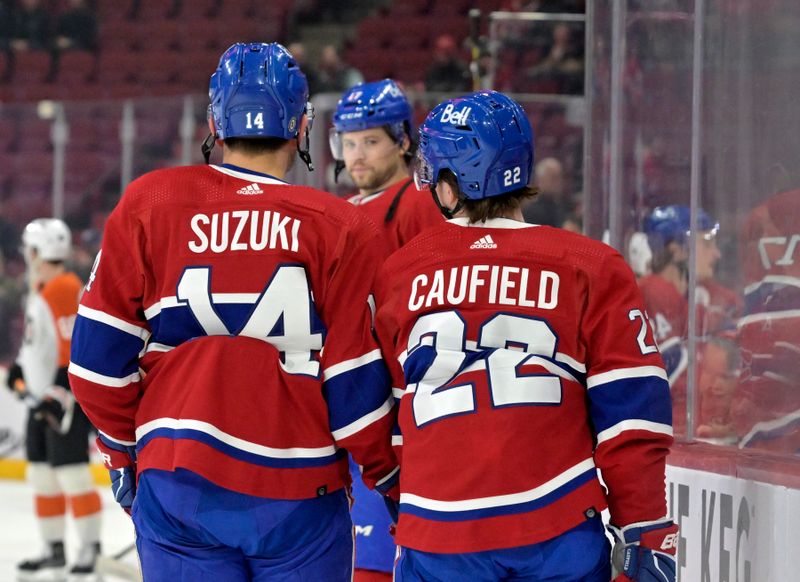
[{"xmin": 405, "ymin": 311, "xmax": 563, "ymax": 427}]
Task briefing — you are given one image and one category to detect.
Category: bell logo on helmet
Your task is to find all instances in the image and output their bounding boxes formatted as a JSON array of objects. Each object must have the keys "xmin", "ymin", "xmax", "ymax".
[
  {"xmin": 288, "ymin": 117, "xmax": 296, "ymax": 132},
  {"xmin": 439, "ymin": 104, "xmax": 472, "ymax": 126}
]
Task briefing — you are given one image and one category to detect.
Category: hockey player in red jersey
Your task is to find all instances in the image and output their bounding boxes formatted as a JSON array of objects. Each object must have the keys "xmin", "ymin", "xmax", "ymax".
[
  {"xmin": 638, "ymin": 205, "xmax": 739, "ymax": 437},
  {"xmin": 330, "ymin": 78, "xmax": 442, "ymax": 581},
  {"xmin": 374, "ymin": 90, "xmax": 677, "ymax": 581},
  {"xmin": 6, "ymin": 219, "xmax": 104, "ymax": 579},
  {"xmin": 733, "ymin": 188, "xmax": 800, "ymax": 453},
  {"xmin": 330, "ymin": 79, "xmax": 442, "ymax": 253},
  {"xmin": 68, "ymin": 43, "xmax": 398, "ymax": 581}
]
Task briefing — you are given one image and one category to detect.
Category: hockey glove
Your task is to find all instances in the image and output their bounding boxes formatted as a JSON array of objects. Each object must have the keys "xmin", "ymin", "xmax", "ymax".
[
  {"xmin": 383, "ymin": 493, "xmax": 400, "ymax": 524},
  {"xmin": 96, "ymin": 435, "xmax": 137, "ymax": 514},
  {"xmin": 6, "ymin": 363, "xmax": 24, "ymax": 396},
  {"xmin": 608, "ymin": 520, "xmax": 678, "ymax": 582},
  {"xmin": 374, "ymin": 468, "xmax": 400, "ymax": 525},
  {"xmin": 33, "ymin": 386, "xmax": 75, "ymax": 435}
]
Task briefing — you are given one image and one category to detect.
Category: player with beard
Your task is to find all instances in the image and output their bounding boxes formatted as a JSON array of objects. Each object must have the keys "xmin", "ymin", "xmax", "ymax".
[
  {"xmin": 330, "ymin": 79, "xmax": 442, "ymax": 581},
  {"xmin": 331, "ymin": 79, "xmax": 442, "ymax": 254}
]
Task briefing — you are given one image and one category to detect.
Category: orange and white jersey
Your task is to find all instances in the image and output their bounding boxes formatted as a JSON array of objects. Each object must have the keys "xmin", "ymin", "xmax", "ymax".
[{"xmin": 18, "ymin": 272, "xmax": 82, "ymax": 398}]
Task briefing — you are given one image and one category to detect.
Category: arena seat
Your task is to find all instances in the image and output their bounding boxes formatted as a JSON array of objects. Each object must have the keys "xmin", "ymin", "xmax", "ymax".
[
  {"xmin": 54, "ymin": 51, "xmax": 97, "ymax": 87},
  {"xmin": 9, "ymin": 51, "xmax": 54, "ymax": 85}
]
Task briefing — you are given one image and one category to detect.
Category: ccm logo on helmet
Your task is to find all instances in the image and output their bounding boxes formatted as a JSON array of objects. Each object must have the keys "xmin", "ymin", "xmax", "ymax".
[{"xmin": 439, "ymin": 104, "xmax": 472, "ymax": 126}]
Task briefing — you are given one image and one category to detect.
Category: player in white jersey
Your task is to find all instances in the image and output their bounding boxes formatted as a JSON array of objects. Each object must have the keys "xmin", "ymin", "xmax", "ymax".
[{"xmin": 5, "ymin": 218, "xmax": 103, "ymax": 579}]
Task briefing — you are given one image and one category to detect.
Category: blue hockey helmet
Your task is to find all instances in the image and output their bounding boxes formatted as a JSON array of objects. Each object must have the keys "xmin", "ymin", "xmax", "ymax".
[
  {"xmin": 329, "ymin": 79, "xmax": 413, "ymax": 161},
  {"xmin": 644, "ymin": 205, "xmax": 719, "ymax": 254},
  {"xmin": 209, "ymin": 43, "xmax": 310, "ymax": 141},
  {"xmin": 414, "ymin": 90, "xmax": 534, "ymax": 200}
]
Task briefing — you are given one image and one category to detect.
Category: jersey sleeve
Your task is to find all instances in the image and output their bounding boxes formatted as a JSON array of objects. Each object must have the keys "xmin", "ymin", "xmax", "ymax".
[
  {"xmin": 641, "ymin": 281, "xmax": 687, "ymax": 386},
  {"xmin": 581, "ymin": 252, "xmax": 673, "ymax": 527},
  {"xmin": 17, "ymin": 294, "xmax": 59, "ymax": 399},
  {"xmin": 318, "ymin": 219, "xmax": 398, "ymax": 494},
  {"xmin": 372, "ymin": 264, "xmax": 406, "ymax": 465},
  {"xmin": 68, "ymin": 197, "xmax": 150, "ymax": 447}
]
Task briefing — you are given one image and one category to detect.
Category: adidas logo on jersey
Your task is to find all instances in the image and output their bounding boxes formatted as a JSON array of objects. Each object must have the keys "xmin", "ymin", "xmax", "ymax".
[
  {"xmin": 236, "ymin": 183, "xmax": 264, "ymax": 195},
  {"xmin": 470, "ymin": 235, "xmax": 497, "ymax": 249}
]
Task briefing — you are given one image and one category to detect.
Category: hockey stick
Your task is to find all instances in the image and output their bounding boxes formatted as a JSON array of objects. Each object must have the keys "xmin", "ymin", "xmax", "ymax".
[{"xmin": 95, "ymin": 542, "xmax": 142, "ymax": 581}]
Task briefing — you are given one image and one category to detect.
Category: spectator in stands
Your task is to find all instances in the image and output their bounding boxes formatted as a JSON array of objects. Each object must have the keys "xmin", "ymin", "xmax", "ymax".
[
  {"xmin": 424, "ymin": 34, "xmax": 471, "ymax": 93},
  {"xmin": 287, "ymin": 42, "xmax": 320, "ymax": 96},
  {"xmin": 54, "ymin": 0, "xmax": 97, "ymax": 52},
  {"xmin": 696, "ymin": 337, "xmax": 739, "ymax": 444},
  {"xmin": 0, "ymin": 255, "xmax": 23, "ymax": 363},
  {"xmin": 10, "ymin": 0, "xmax": 52, "ymax": 52},
  {"xmin": 528, "ymin": 23, "xmax": 584, "ymax": 94},
  {"xmin": 316, "ymin": 44, "xmax": 363, "ymax": 94},
  {"xmin": 522, "ymin": 157, "xmax": 574, "ymax": 228},
  {"xmin": 0, "ymin": 1, "xmax": 13, "ymax": 52}
]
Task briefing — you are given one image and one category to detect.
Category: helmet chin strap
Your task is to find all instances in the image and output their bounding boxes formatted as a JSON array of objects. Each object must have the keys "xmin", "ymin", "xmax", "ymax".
[
  {"xmin": 298, "ymin": 103, "xmax": 315, "ymax": 172},
  {"xmin": 297, "ymin": 132, "xmax": 314, "ymax": 172},
  {"xmin": 333, "ymin": 160, "xmax": 345, "ymax": 182},
  {"xmin": 201, "ymin": 133, "xmax": 216, "ymax": 165},
  {"xmin": 430, "ymin": 185, "xmax": 464, "ymax": 219}
]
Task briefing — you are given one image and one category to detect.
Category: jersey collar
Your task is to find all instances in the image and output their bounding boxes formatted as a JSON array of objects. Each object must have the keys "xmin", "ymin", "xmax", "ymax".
[
  {"xmin": 211, "ymin": 164, "xmax": 289, "ymax": 185},
  {"xmin": 447, "ymin": 217, "xmax": 535, "ymax": 229}
]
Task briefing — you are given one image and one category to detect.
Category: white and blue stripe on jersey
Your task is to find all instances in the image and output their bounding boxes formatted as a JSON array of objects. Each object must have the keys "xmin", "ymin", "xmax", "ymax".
[
  {"xmin": 586, "ymin": 365, "xmax": 673, "ymax": 446},
  {"xmin": 69, "ymin": 305, "xmax": 148, "ymax": 387},
  {"xmin": 70, "ymin": 297, "xmax": 394, "ymax": 470},
  {"xmin": 399, "ymin": 458, "xmax": 598, "ymax": 521}
]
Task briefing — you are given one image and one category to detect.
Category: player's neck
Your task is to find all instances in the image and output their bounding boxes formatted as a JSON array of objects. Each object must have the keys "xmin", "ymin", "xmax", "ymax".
[
  {"xmin": 457, "ymin": 207, "xmax": 526, "ymax": 222},
  {"xmin": 358, "ymin": 167, "xmax": 410, "ymax": 198},
  {"xmin": 223, "ymin": 150, "xmax": 292, "ymax": 180},
  {"xmin": 35, "ymin": 263, "xmax": 65, "ymax": 285},
  {"xmin": 660, "ymin": 263, "xmax": 688, "ymax": 295}
]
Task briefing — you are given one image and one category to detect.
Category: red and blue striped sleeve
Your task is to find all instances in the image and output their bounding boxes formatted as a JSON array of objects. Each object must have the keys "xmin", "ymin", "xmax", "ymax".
[
  {"xmin": 69, "ymin": 197, "xmax": 148, "ymax": 447},
  {"xmin": 318, "ymin": 221, "xmax": 398, "ymax": 493},
  {"xmin": 582, "ymin": 251, "xmax": 674, "ymax": 527}
]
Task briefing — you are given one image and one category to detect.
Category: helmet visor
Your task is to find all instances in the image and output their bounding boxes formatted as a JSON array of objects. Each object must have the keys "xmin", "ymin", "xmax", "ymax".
[
  {"xmin": 412, "ymin": 149, "xmax": 434, "ymax": 191},
  {"xmin": 305, "ymin": 101, "xmax": 315, "ymax": 132},
  {"xmin": 329, "ymin": 128, "xmax": 343, "ymax": 160}
]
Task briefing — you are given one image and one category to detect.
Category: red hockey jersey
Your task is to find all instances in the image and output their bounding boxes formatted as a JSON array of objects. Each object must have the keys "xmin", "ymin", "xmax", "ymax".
[
  {"xmin": 734, "ymin": 189, "xmax": 800, "ymax": 452},
  {"xmin": 374, "ymin": 217, "xmax": 673, "ymax": 553},
  {"xmin": 347, "ymin": 177, "xmax": 443, "ymax": 252},
  {"xmin": 638, "ymin": 274, "xmax": 689, "ymax": 435},
  {"xmin": 69, "ymin": 164, "xmax": 398, "ymax": 500},
  {"xmin": 638, "ymin": 274, "xmax": 740, "ymax": 437}
]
